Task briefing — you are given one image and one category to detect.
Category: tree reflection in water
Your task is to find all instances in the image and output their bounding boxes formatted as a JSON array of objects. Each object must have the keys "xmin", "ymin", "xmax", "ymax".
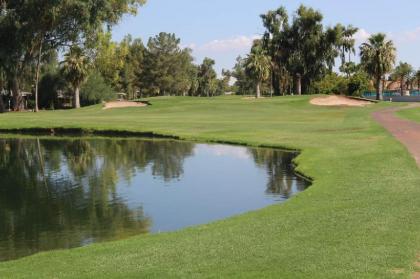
[
  {"xmin": 0, "ymin": 138, "xmax": 194, "ymax": 261},
  {"xmin": 0, "ymin": 138, "xmax": 308, "ymax": 262},
  {"xmin": 249, "ymin": 148, "xmax": 307, "ymax": 198}
]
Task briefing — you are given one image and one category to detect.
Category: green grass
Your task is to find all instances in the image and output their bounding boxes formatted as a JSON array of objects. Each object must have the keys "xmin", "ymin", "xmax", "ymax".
[
  {"xmin": 0, "ymin": 96, "xmax": 420, "ymax": 278},
  {"xmin": 397, "ymin": 106, "xmax": 420, "ymax": 122}
]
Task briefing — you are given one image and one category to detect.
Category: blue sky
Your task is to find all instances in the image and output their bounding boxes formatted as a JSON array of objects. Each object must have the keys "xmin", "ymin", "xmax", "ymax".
[{"xmin": 113, "ymin": 0, "xmax": 420, "ymax": 74}]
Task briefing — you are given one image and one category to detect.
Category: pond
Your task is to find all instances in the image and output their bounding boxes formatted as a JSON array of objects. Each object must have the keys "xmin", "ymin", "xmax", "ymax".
[{"xmin": 0, "ymin": 137, "xmax": 309, "ymax": 261}]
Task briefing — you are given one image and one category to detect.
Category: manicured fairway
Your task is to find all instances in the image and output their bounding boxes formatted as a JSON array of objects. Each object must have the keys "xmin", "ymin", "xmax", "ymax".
[
  {"xmin": 0, "ymin": 96, "xmax": 420, "ymax": 279},
  {"xmin": 398, "ymin": 106, "xmax": 420, "ymax": 123}
]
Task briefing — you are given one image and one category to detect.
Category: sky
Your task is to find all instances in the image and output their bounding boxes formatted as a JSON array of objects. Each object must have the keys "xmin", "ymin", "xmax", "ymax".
[{"xmin": 112, "ymin": 0, "xmax": 420, "ymax": 75}]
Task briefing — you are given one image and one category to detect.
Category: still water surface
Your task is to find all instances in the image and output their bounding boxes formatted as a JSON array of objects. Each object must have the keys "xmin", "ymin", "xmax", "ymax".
[{"xmin": 0, "ymin": 137, "xmax": 308, "ymax": 261}]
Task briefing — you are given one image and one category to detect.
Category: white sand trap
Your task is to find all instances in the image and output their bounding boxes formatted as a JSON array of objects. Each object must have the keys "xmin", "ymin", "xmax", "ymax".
[
  {"xmin": 310, "ymin": 95, "xmax": 372, "ymax": 107},
  {"xmin": 103, "ymin": 101, "xmax": 148, "ymax": 110}
]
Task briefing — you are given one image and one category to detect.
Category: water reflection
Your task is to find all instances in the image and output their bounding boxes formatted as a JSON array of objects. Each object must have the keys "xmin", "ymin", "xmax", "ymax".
[
  {"xmin": 0, "ymin": 138, "xmax": 308, "ymax": 261},
  {"xmin": 249, "ymin": 149, "xmax": 307, "ymax": 198}
]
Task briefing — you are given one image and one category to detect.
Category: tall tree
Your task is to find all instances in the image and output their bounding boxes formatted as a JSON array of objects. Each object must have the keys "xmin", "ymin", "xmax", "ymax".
[
  {"xmin": 287, "ymin": 6, "xmax": 341, "ymax": 95},
  {"xmin": 261, "ymin": 7, "xmax": 289, "ymax": 96},
  {"xmin": 391, "ymin": 62, "xmax": 413, "ymax": 95},
  {"xmin": 232, "ymin": 56, "xmax": 255, "ymax": 95},
  {"xmin": 125, "ymin": 37, "xmax": 145, "ymax": 99},
  {"xmin": 140, "ymin": 33, "xmax": 195, "ymax": 96},
  {"xmin": 245, "ymin": 41, "xmax": 271, "ymax": 98},
  {"xmin": 335, "ymin": 24, "xmax": 358, "ymax": 65},
  {"xmin": 220, "ymin": 69, "xmax": 232, "ymax": 94},
  {"xmin": 60, "ymin": 47, "xmax": 91, "ymax": 108},
  {"xmin": 115, "ymin": 35, "xmax": 136, "ymax": 98},
  {"xmin": 260, "ymin": 5, "xmax": 342, "ymax": 95},
  {"xmin": 335, "ymin": 24, "xmax": 358, "ymax": 78},
  {"xmin": 0, "ymin": 0, "xmax": 144, "ymax": 111},
  {"xmin": 94, "ymin": 32, "xmax": 123, "ymax": 90},
  {"xmin": 198, "ymin": 58, "xmax": 217, "ymax": 97},
  {"xmin": 360, "ymin": 33, "xmax": 396, "ymax": 100}
]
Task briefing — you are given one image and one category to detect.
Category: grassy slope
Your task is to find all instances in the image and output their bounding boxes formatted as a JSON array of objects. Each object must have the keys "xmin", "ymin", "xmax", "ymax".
[{"xmin": 0, "ymin": 96, "xmax": 419, "ymax": 278}]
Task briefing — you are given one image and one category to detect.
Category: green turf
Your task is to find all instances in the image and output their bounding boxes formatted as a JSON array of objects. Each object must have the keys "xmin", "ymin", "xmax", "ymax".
[
  {"xmin": 0, "ymin": 96, "xmax": 419, "ymax": 279},
  {"xmin": 397, "ymin": 106, "xmax": 420, "ymax": 122}
]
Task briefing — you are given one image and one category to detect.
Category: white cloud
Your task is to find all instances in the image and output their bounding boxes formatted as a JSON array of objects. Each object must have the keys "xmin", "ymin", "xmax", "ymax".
[
  {"xmin": 181, "ymin": 43, "xmax": 197, "ymax": 50},
  {"xmin": 353, "ymin": 28, "xmax": 371, "ymax": 42},
  {"xmin": 397, "ymin": 27, "xmax": 420, "ymax": 42},
  {"xmin": 353, "ymin": 26, "xmax": 420, "ymax": 44},
  {"xmin": 191, "ymin": 35, "xmax": 261, "ymax": 53}
]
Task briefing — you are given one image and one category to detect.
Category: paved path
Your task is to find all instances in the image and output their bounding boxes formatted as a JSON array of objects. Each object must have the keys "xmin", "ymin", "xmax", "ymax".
[{"xmin": 373, "ymin": 104, "xmax": 420, "ymax": 167}]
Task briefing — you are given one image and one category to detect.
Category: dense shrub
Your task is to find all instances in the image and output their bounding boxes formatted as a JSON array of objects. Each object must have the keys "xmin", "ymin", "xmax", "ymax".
[
  {"xmin": 347, "ymin": 71, "xmax": 371, "ymax": 96},
  {"xmin": 311, "ymin": 73, "xmax": 348, "ymax": 95},
  {"xmin": 39, "ymin": 72, "xmax": 67, "ymax": 109},
  {"xmin": 310, "ymin": 71, "xmax": 371, "ymax": 96},
  {"xmin": 80, "ymin": 72, "xmax": 116, "ymax": 106}
]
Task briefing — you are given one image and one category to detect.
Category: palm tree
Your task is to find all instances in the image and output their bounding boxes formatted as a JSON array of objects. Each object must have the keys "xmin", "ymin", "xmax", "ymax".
[
  {"xmin": 391, "ymin": 62, "xmax": 413, "ymax": 95},
  {"xmin": 245, "ymin": 41, "xmax": 271, "ymax": 98},
  {"xmin": 360, "ymin": 33, "xmax": 396, "ymax": 100},
  {"xmin": 335, "ymin": 24, "xmax": 358, "ymax": 66},
  {"xmin": 60, "ymin": 47, "xmax": 91, "ymax": 108}
]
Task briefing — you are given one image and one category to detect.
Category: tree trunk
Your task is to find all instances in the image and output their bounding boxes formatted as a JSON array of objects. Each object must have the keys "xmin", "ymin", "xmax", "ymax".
[
  {"xmin": 73, "ymin": 87, "xmax": 80, "ymax": 109},
  {"xmin": 11, "ymin": 76, "xmax": 24, "ymax": 111},
  {"xmin": 270, "ymin": 70, "xmax": 273, "ymax": 97},
  {"xmin": 270, "ymin": 84, "xmax": 273, "ymax": 98},
  {"xmin": 0, "ymin": 95, "xmax": 4, "ymax": 113},
  {"xmin": 281, "ymin": 77, "xmax": 286, "ymax": 96},
  {"xmin": 376, "ymin": 77, "xmax": 383, "ymax": 101},
  {"xmin": 294, "ymin": 74, "xmax": 302, "ymax": 96},
  {"xmin": 272, "ymin": 71, "xmax": 281, "ymax": 96},
  {"xmin": 34, "ymin": 43, "xmax": 43, "ymax": 112},
  {"xmin": 256, "ymin": 82, "xmax": 261, "ymax": 99},
  {"xmin": 400, "ymin": 77, "xmax": 404, "ymax": 96}
]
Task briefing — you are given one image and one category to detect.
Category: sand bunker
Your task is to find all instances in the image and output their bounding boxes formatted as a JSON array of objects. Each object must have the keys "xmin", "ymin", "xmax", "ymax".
[
  {"xmin": 103, "ymin": 101, "xmax": 148, "ymax": 110},
  {"xmin": 310, "ymin": 95, "xmax": 373, "ymax": 107}
]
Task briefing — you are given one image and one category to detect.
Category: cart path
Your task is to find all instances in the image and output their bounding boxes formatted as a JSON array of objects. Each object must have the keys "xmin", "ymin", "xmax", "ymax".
[{"xmin": 373, "ymin": 104, "xmax": 420, "ymax": 167}]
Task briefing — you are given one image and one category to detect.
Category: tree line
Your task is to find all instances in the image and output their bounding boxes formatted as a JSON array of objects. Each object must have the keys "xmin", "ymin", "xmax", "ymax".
[
  {"xmin": 0, "ymin": 0, "xmax": 149, "ymax": 112},
  {"xmin": 233, "ymin": 5, "xmax": 359, "ymax": 97},
  {"xmin": 235, "ymin": 5, "xmax": 420, "ymax": 100},
  {"xmin": 2, "ymin": 2, "xmax": 420, "ymax": 112},
  {"xmin": 93, "ymin": 31, "xmax": 230, "ymax": 100},
  {"xmin": 0, "ymin": 1, "xmax": 230, "ymax": 112}
]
